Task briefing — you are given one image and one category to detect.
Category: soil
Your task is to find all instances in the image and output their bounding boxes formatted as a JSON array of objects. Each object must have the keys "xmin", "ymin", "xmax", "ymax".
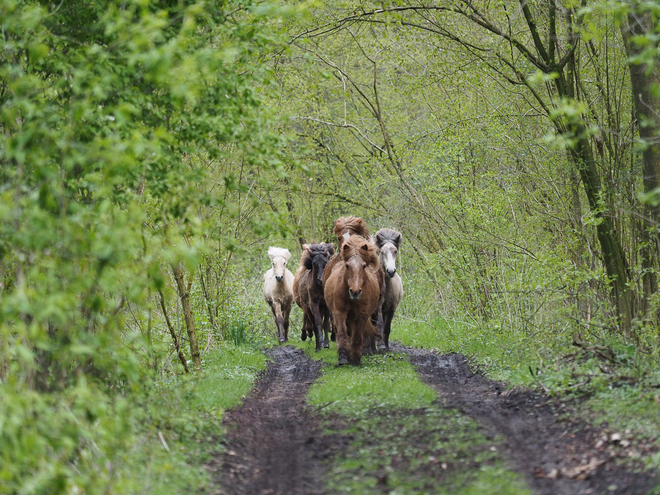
[
  {"xmin": 212, "ymin": 344, "xmax": 658, "ymax": 495},
  {"xmin": 208, "ymin": 346, "xmax": 337, "ymax": 495}
]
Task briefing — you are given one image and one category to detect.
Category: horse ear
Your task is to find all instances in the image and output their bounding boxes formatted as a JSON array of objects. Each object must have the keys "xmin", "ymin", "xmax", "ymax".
[
  {"xmin": 326, "ymin": 244, "xmax": 335, "ymax": 256},
  {"xmin": 375, "ymin": 232, "xmax": 385, "ymax": 248},
  {"xmin": 303, "ymin": 256, "xmax": 313, "ymax": 269},
  {"xmin": 395, "ymin": 233, "xmax": 403, "ymax": 247}
]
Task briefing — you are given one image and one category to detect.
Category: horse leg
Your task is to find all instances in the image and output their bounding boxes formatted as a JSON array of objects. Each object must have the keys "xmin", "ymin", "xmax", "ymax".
[
  {"xmin": 348, "ymin": 317, "xmax": 364, "ymax": 365},
  {"xmin": 310, "ymin": 301, "xmax": 324, "ymax": 352},
  {"xmin": 322, "ymin": 309, "xmax": 331, "ymax": 348},
  {"xmin": 383, "ymin": 309, "xmax": 394, "ymax": 351},
  {"xmin": 334, "ymin": 312, "xmax": 350, "ymax": 365},
  {"xmin": 300, "ymin": 307, "xmax": 310, "ymax": 341},
  {"xmin": 274, "ymin": 303, "xmax": 286, "ymax": 344},
  {"xmin": 375, "ymin": 302, "xmax": 386, "ymax": 353},
  {"xmin": 282, "ymin": 304, "xmax": 291, "ymax": 342}
]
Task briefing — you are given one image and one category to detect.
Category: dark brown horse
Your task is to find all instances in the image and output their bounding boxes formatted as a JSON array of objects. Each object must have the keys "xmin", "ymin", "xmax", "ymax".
[
  {"xmin": 293, "ymin": 243, "xmax": 334, "ymax": 351},
  {"xmin": 324, "ymin": 236, "xmax": 380, "ymax": 365}
]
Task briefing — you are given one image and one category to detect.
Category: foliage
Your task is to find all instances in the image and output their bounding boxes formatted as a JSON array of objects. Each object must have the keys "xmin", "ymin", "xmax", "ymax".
[{"xmin": 0, "ymin": 0, "xmax": 290, "ymax": 491}]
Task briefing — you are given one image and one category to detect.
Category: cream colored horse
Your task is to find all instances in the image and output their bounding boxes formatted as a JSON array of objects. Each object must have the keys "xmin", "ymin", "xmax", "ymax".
[{"xmin": 263, "ymin": 247, "xmax": 294, "ymax": 343}]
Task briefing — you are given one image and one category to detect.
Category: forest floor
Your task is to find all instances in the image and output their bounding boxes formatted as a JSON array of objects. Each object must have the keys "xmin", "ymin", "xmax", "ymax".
[{"xmin": 211, "ymin": 344, "xmax": 658, "ymax": 495}]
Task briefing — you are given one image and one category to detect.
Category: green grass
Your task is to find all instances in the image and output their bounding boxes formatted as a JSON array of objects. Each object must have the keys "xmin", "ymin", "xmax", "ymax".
[
  {"xmin": 323, "ymin": 405, "xmax": 532, "ymax": 495},
  {"xmin": 115, "ymin": 342, "xmax": 268, "ymax": 494},
  {"xmin": 393, "ymin": 316, "xmax": 543, "ymax": 386},
  {"xmin": 307, "ymin": 353, "xmax": 437, "ymax": 416},
  {"xmin": 393, "ymin": 316, "xmax": 660, "ymax": 485}
]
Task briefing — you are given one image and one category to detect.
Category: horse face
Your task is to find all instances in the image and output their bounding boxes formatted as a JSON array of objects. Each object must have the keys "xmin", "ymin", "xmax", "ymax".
[
  {"xmin": 381, "ymin": 242, "xmax": 398, "ymax": 278},
  {"xmin": 272, "ymin": 256, "xmax": 287, "ymax": 282},
  {"xmin": 344, "ymin": 255, "xmax": 367, "ymax": 300},
  {"xmin": 312, "ymin": 255, "xmax": 327, "ymax": 286}
]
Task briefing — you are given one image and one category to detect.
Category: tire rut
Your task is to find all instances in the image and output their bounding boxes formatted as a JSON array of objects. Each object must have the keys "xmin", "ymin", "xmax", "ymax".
[
  {"xmin": 210, "ymin": 346, "xmax": 333, "ymax": 495},
  {"xmin": 397, "ymin": 343, "xmax": 657, "ymax": 495}
]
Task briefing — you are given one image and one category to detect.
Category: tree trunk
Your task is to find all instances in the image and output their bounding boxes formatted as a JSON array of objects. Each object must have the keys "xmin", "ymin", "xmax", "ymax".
[
  {"xmin": 158, "ymin": 288, "xmax": 190, "ymax": 373},
  {"xmin": 172, "ymin": 264, "xmax": 201, "ymax": 369},
  {"xmin": 569, "ymin": 124, "xmax": 634, "ymax": 333},
  {"xmin": 621, "ymin": 9, "xmax": 660, "ymax": 327},
  {"xmin": 622, "ymin": 11, "xmax": 660, "ymax": 221}
]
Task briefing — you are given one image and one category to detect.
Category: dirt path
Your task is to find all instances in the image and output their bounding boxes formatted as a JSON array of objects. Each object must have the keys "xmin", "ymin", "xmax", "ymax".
[
  {"xmin": 210, "ymin": 346, "xmax": 334, "ymax": 495},
  {"xmin": 400, "ymin": 344, "xmax": 657, "ymax": 495},
  {"xmin": 213, "ymin": 344, "xmax": 657, "ymax": 495}
]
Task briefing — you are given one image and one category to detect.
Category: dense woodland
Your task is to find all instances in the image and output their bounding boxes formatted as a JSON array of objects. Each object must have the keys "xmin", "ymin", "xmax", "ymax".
[{"xmin": 1, "ymin": 0, "xmax": 659, "ymax": 492}]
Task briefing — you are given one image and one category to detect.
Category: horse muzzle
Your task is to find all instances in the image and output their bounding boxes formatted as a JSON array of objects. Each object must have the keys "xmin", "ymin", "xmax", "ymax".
[
  {"xmin": 275, "ymin": 275, "xmax": 284, "ymax": 282},
  {"xmin": 348, "ymin": 289, "xmax": 362, "ymax": 300},
  {"xmin": 386, "ymin": 268, "xmax": 397, "ymax": 278}
]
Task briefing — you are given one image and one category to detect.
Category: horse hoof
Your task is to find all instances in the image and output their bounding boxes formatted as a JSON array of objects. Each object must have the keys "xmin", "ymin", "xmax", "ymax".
[
  {"xmin": 279, "ymin": 338, "xmax": 286, "ymax": 344},
  {"xmin": 337, "ymin": 350, "xmax": 349, "ymax": 365},
  {"xmin": 301, "ymin": 333, "xmax": 306, "ymax": 341},
  {"xmin": 377, "ymin": 343, "xmax": 387, "ymax": 353},
  {"xmin": 323, "ymin": 342, "xmax": 329, "ymax": 349}
]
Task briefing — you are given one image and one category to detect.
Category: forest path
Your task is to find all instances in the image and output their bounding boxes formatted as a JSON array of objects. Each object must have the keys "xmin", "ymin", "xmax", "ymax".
[
  {"xmin": 212, "ymin": 344, "xmax": 657, "ymax": 495},
  {"xmin": 400, "ymin": 343, "xmax": 657, "ymax": 495},
  {"xmin": 210, "ymin": 345, "xmax": 335, "ymax": 495}
]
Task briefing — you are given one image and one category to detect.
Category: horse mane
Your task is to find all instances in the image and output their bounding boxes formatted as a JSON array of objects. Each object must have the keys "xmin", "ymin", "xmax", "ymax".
[
  {"xmin": 268, "ymin": 246, "xmax": 291, "ymax": 261},
  {"xmin": 340, "ymin": 236, "xmax": 379, "ymax": 269},
  {"xmin": 374, "ymin": 228, "xmax": 402, "ymax": 249},
  {"xmin": 300, "ymin": 242, "xmax": 333, "ymax": 265},
  {"xmin": 334, "ymin": 216, "xmax": 369, "ymax": 239}
]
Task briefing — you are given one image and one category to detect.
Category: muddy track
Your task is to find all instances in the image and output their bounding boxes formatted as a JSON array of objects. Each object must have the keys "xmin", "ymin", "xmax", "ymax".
[
  {"xmin": 399, "ymin": 343, "xmax": 657, "ymax": 495},
  {"xmin": 213, "ymin": 344, "xmax": 657, "ymax": 495},
  {"xmin": 210, "ymin": 346, "xmax": 334, "ymax": 495}
]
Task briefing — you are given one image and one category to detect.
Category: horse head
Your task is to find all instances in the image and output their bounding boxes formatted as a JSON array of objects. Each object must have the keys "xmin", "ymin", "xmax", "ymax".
[
  {"xmin": 268, "ymin": 247, "xmax": 291, "ymax": 283},
  {"xmin": 374, "ymin": 229, "xmax": 402, "ymax": 278},
  {"xmin": 303, "ymin": 243, "xmax": 334, "ymax": 286},
  {"xmin": 341, "ymin": 237, "xmax": 378, "ymax": 300},
  {"xmin": 334, "ymin": 216, "xmax": 369, "ymax": 251}
]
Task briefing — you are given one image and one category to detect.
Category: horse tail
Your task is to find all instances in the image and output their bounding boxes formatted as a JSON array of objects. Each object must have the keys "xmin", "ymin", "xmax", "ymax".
[{"xmin": 363, "ymin": 317, "xmax": 377, "ymax": 337}]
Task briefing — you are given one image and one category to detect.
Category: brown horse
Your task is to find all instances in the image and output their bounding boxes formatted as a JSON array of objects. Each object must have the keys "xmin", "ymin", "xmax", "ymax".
[
  {"xmin": 293, "ymin": 242, "xmax": 335, "ymax": 351},
  {"xmin": 324, "ymin": 236, "xmax": 380, "ymax": 365},
  {"xmin": 322, "ymin": 216, "xmax": 370, "ymax": 287}
]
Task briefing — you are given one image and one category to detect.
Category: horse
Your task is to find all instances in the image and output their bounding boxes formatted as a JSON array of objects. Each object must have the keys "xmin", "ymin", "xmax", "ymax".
[
  {"xmin": 322, "ymin": 216, "xmax": 371, "ymax": 287},
  {"xmin": 324, "ymin": 236, "xmax": 381, "ymax": 365},
  {"xmin": 293, "ymin": 243, "xmax": 335, "ymax": 351},
  {"xmin": 263, "ymin": 247, "xmax": 294, "ymax": 344},
  {"xmin": 373, "ymin": 228, "xmax": 404, "ymax": 351}
]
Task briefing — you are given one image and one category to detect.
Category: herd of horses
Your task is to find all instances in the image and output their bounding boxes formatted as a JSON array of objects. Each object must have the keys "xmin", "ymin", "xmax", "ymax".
[{"xmin": 263, "ymin": 216, "xmax": 403, "ymax": 365}]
